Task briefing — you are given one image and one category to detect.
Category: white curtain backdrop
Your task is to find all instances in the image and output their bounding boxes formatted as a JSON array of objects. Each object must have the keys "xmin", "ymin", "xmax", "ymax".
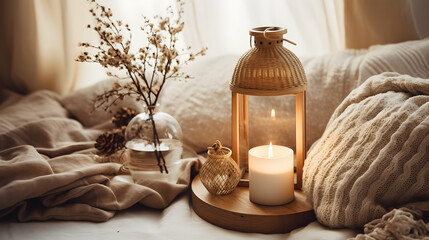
[
  {"xmin": 182, "ymin": 0, "xmax": 344, "ymax": 58},
  {"xmin": 0, "ymin": 0, "xmax": 103, "ymax": 94},
  {"xmin": 0, "ymin": 0, "xmax": 343, "ymax": 95}
]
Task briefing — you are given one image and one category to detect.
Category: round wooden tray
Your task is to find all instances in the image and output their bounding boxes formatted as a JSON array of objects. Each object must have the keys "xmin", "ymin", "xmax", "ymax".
[{"xmin": 191, "ymin": 175, "xmax": 315, "ymax": 233}]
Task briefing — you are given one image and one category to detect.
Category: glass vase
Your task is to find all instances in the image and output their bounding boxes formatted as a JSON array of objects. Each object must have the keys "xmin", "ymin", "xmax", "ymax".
[{"xmin": 125, "ymin": 105, "xmax": 183, "ymax": 181}]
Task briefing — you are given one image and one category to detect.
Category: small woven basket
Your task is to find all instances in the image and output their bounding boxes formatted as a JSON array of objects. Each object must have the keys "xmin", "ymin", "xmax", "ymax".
[{"xmin": 200, "ymin": 141, "xmax": 241, "ymax": 195}]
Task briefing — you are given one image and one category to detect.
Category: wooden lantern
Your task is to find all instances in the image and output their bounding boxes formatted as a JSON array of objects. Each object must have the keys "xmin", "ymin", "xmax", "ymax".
[
  {"xmin": 230, "ymin": 26, "xmax": 307, "ymax": 190},
  {"xmin": 191, "ymin": 26, "xmax": 314, "ymax": 234}
]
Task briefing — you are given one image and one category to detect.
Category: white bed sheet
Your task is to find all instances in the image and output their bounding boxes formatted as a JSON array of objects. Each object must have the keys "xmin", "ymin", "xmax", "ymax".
[{"xmin": 0, "ymin": 188, "xmax": 359, "ymax": 240}]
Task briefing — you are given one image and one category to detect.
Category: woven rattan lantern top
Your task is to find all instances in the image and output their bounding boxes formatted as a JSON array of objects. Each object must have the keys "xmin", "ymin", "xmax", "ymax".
[{"xmin": 230, "ymin": 27, "xmax": 307, "ymax": 96}]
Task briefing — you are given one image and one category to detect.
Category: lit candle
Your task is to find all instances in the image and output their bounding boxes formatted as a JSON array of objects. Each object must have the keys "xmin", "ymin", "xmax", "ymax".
[{"xmin": 249, "ymin": 142, "xmax": 294, "ymax": 205}]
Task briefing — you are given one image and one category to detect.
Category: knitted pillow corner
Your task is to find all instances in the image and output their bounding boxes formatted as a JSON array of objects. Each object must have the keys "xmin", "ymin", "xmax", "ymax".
[{"xmin": 303, "ymin": 72, "xmax": 429, "ymax": 228}]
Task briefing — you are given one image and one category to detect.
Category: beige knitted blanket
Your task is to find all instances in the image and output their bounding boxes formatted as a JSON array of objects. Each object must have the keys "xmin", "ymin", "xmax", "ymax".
[
  {"xmin": 303, "ymin": 73, "xmax": 429, "ymax": 234},
  {"xmin": 0, "ymin": 89, "xmax": 202, "ymax": 221}
]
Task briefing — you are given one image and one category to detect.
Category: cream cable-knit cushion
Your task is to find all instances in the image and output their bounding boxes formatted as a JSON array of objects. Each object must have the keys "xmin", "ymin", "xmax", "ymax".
[{"xmin": 303, "ymin": 72, "xmax": 429, "ymax": 228}]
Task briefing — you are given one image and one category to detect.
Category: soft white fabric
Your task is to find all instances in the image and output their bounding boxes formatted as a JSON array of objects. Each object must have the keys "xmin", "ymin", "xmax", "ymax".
[
  {"xmin": 303, "ymin": 72, "xmax": 429, "ymax": 228},
  {"xmin": 358, "ymin": 38, "xmax": 429, "ymax": 82},
  {"xmin": 160, "ymin": 39, "xmax": 429, "ymax": 153},
  {"xmin": 0, "ymin": 194, "xmax": 359, "ymax": 240},
  {"xmin": 62, "ymin": 78, "xmax": 146, "ymax": 127}
]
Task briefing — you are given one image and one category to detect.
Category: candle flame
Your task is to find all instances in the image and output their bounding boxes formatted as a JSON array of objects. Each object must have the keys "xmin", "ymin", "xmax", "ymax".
[
  {"xmin": 271, "ymin": 109, "xmax": 275, "ymax": 120},
  {"xmin": 268, "ymin": 142, "xmax": 274, "ymax": 158}
]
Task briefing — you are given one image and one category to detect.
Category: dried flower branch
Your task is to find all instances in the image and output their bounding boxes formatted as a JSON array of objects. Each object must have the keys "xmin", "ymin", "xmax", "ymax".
[
  {"xmin": 77, "ymin": 0, "xmax": 206, "ymax": 173},
  {"xmin": 76, "ymin": 0, "xmax": 207, "ymax": 113}
]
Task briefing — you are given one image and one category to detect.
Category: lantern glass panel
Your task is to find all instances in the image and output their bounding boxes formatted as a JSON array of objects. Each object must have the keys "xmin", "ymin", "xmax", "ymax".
[
  {"xmin": 236, "ymin": 94, "xmax": 298, "ymax": 184},
  {"xmin": 248, "ymin": 95, "xmax": 296, "ymax": 150}
]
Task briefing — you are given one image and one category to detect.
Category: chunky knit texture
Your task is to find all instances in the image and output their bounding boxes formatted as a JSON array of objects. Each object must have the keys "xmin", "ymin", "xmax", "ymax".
[
  {"xmin": 303, "ymin": 72, "xmax": 429, "ymax": 228},
  {"xmin": 352, "ymin": 208, "xmax": 429, "ymax": 240}
]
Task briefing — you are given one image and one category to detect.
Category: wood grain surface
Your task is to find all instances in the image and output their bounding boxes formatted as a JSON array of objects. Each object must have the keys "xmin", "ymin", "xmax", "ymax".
[{"xmin": 191, "ymin": 175, "xmax": 315, "ymax": 233}]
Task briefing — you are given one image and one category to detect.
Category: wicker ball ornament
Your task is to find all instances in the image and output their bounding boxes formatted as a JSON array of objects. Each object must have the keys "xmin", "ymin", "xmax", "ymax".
[{"xmin": 200, "ymin": 141, "xmax": 241, "ymax": 195}]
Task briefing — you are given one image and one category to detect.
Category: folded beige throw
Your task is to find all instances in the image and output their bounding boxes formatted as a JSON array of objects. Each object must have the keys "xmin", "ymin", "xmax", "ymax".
[{"xmin": 0, "ymin": 89, "xmax": 202, "ymax": 221}]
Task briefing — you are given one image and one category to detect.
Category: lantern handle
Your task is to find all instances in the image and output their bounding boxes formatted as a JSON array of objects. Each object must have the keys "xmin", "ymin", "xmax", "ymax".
[{"xmin": 263, "ymin": 27, "xmax": 296, "ymax": 46}]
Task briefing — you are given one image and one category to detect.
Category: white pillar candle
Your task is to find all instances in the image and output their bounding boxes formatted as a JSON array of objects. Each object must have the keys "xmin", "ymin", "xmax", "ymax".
[{"xmin": 249, "ymin": 144, "xmax": 294, "ymax": 205}]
